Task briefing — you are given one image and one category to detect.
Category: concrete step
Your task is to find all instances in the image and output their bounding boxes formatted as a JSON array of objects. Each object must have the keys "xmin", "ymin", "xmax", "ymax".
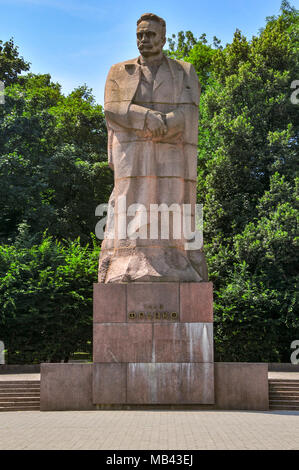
[
  {"xmin": 269, "ymin": 387, "xmax": 299, "ymax": 393},
  {"xmin": 0, "ymin": 396, "xmax": 40, "ymax": 403},
  {"xmin": 269, "ymin": 381, "xmax": 299, "ymax": 386},
  {"xmin": 0, "ymin": 387, "xmax": 40, "ymax": 392},
  {"xmin": 269, "ymin": 379, "xmax": 299, "ymax": 382},
  {"xmin": 0, "ymin": 383, "xmax": 40, "ymax": 389},
  {"xmin": 270, "ymin": 397, "xmax": 299, "ymax": 402},
  {"xmin": 270, "ymin": 396, "xmax": 299, "ymax": 401},
  {"xmin": 0, "ymin": 401, "xmax": 40, "ymax": 408},
  {"xmin": 269, "ymin": 380, "xmax": 299, "ymax": 383},
  {"xmin": 0, "ymin": 385, "xmax": 40, "ymax": 389},
  {"xmin": 269, "ymin": 385, "xmax": 299, "ymax": 388},
  {"xmin": 269, "ymin": 384, "xmax": 299, "ymax": 388},
  {"xmin": 269, "ymin": 385, "xmax": 299, "ymax": 389},
  {"xmin": 0, "ymin": 406, "xmax": 40, "ymax": 412},
  {"xmin": 0, "ymin": 380, "xmax": 40, "ymax": 384},
  {"xmin": 0, "ymin": 390, "xmax": 40, "ymax": 395},
  {"xmin": 269, "ymin": 404, "xmax": 299, "ymax": 410},
  {"xmin": 269, "ymin": 401, "xmax": 299, "ymax": 408},
  {"xmin": 269, "ymin": 386, "xmax": 299, "ymax": 390},
  {"xmin": 270, "ymin": 391, "xmax": 299, "ymax": 398},
  {"xmin": 0, "ymin": 391, "xmax": 40, "ymax": 397}
]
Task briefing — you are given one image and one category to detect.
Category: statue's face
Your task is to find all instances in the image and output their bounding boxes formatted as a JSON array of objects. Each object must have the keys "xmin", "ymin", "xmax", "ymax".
[{"xmin": 137, "ymin": 20, "xmax": 165, "ymax": 57}]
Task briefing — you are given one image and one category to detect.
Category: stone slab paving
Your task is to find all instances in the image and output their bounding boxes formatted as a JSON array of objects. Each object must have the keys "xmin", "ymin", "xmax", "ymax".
[
  {"xmin": 0, "ymin": 409, "xmax": 299, "ymax": 450},
  {"xmin": 0, "ymin": 371, "xmax": 298, "ymax": 450}
]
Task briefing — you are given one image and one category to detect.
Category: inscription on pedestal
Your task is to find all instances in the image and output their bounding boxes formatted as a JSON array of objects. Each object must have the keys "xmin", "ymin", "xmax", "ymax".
[{"xmin": 128, "ymin": 311, "xmax": 179, "ymax": 321}]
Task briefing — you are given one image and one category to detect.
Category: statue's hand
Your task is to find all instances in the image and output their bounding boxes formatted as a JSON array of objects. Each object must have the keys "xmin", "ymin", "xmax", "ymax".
[
  {"xmin": 166, "ymin": 111, "xmax": 185, "ymax": 133},
  {"xmin": 145, "ymin": 110, "xmax": 167, "ymax": 138}
]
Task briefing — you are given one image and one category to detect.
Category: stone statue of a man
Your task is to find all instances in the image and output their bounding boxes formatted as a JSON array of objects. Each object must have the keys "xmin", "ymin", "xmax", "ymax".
[{"xmin": 98, "ymin": 13, "xmax": 208, "ymax": 283}]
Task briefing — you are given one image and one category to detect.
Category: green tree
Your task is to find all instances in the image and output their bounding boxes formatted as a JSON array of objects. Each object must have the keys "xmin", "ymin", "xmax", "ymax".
[
  {"xmin": 0, "ymin": 73, "xmax": 111, "ymax": 244},
  {"xmin": 166, "ymin": 31, "xmax": 221, "ymax": 91},
  {"xmin": 0, "ymin": 38, "xmax": 30, "ymax": 86},
  {"xmin": 0, "ymin": 41, "xmax": 111, "ymax": 362},
  {"xmin": 214, "ymin": 174, "xmax": 298, "ymax": 361},
  {"xmin": 194, "ymin": 1, "xmax": 299, "ymax": 361},
  {"xmin": 0, "ymin": 234, "xmax": 99, "ymax": 363}
]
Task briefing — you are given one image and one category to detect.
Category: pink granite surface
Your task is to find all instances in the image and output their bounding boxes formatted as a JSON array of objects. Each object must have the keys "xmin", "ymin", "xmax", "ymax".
[
  {"xmin": 180, "ymin": 282, "xmax": 213, "ymax": 322},
  {"xmin": 127, "ymin": 363, "xmax": 214, "ymax": 404},
  {"xmin": 93, "ymin": 323, "xmax": 153, "ymax": 363},
  {"xmin": 153, "ymin": 323, "xmax": 213, "ymax": 362},
  {"xmin": 93, "ymin": 283, "xmax": 126, "ymax": 323}
]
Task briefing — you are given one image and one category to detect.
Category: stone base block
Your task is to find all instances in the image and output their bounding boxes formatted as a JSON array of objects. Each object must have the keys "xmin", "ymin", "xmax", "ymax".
[
  {"xmin": 214, "ymin": 362, "xmax": 269, "ymax": 410},
  {"xmin": 93, "ymin": 363, "xmax": 126, "ymax": 404},
  {"xmin": 92, "ymin": 362, "xmax": 214, "ymax": 405},
  {"xmin": 40, "ymin": 363, "xmax": 95, "ymax": 411},
  {"xmin": 127, "ymin": 363, "xmax": 214, "ymax": 404},
  {"xmin": 40, "ymin": 362, "xmax": 269, "ymax": 411}
]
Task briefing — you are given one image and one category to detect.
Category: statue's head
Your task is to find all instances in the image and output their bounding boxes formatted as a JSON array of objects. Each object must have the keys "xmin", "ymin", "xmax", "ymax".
[{"xmin": 136, "ymin": 13, "xmax": 166, "ymax": 58}]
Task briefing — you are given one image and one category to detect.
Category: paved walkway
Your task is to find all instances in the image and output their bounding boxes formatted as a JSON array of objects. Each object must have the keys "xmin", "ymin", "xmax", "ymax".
[
  {"xmin": 1, "ymin": 372, "xmax": 299, "ymax": 450},
  {"xmin": 0, "ymin": 409, "xmax": 298, "ymax": 450}
]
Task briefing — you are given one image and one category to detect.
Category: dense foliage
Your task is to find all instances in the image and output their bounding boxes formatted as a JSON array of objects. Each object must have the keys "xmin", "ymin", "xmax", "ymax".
[
  {"xmin": 0, "ymin": 73, "xmax": 112, "ymax": 245},
  {"xmin": 168, "ymin": 0, "xmax": 298, "ymax": 361},
  {"xmin": 0, "ymin": 38, "xmax": 30, "ymax": 86},
  {"xmin": 0, "ymin": 40, "xmax": 112, "ymax": 362},
  {"xmin": 0, "ymin": 1, "xmax": 298, "ymax": 362},
  {"xmin": 0, "ymin": 234, "xmax": 99, "ymax": 363}
]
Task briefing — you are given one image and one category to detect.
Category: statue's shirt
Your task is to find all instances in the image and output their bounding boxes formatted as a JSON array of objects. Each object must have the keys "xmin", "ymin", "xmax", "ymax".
[{"xmin": 133, "ymin": 56, "xmax": 176, "ymax": 115}]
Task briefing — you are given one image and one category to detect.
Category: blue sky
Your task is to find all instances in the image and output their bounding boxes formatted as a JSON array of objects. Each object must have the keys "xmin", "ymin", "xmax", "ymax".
[{"xmin": 0, "ymin": 0, "xmax": 297, "ymax": 104}]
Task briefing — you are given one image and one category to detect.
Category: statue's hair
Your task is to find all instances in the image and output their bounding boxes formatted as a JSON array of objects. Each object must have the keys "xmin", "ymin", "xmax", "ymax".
[{"xmin": 137, "ymin": 13, "xmax": 166, "ymax": 37}]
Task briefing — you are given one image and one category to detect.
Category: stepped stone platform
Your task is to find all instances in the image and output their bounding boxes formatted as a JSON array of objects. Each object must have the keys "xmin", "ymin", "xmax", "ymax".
[
  {"xmin": 269, "ymin": 377, "xmax": 299, "ymax": 411},
  {"xmin": 0, "ymin": 379, "xmax": 40, "ymax": 412},
  {"xmin": 0, "ymin": 372, "xmax": 299, "ymax": 411},
  {"xmin": 40, "ymin": 362, "xmax": 269, "ymax": 411}
]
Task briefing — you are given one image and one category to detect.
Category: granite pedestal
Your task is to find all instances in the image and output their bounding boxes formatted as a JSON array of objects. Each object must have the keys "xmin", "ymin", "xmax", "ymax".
[{"xmin": 92, "ymin": 282, "xmax": 214, "ymax": 405}]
